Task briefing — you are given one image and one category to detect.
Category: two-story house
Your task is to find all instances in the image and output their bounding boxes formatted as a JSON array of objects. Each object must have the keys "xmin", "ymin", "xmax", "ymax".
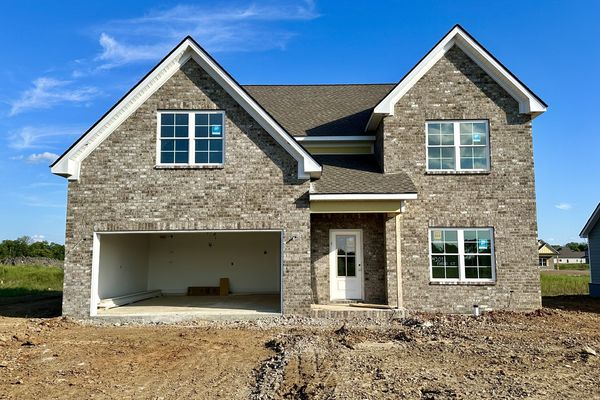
[{"xmin": 51, "ymin": 25, "xmax": 546, "ymax": 319}]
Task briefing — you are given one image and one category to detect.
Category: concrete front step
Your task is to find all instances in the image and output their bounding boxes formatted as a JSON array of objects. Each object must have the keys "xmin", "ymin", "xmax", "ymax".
[{"xmin": 310, "ymin": 304, "xmax": 406, "ymax": 320}]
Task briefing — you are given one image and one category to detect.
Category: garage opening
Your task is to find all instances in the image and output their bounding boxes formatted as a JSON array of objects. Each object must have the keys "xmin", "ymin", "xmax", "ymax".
[{"xmin": 91, "ymin": 231, "xmax": 282, "ymax": 318}]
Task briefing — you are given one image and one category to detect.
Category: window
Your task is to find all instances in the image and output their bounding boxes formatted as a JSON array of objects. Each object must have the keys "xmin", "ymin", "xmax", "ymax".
[
  {"xmin": 158, "ymin": 111, "xmax": 224, "ymax": 165},
  {"xmin": 427, "ymin": 121, "xmax": 489, "ymax": 171},
  {"xmin": 336, "ymin": 235, "xmax": 357, "ymax": 277},
  {"xmin": 429, "ymin": 228, "xmax": 495, "ymax": 282}
]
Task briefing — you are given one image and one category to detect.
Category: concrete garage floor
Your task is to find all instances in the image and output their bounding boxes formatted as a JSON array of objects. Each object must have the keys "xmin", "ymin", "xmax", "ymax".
[{"xmin": 97, "ymin": 294, "xmax": 281, "ymax": 320}]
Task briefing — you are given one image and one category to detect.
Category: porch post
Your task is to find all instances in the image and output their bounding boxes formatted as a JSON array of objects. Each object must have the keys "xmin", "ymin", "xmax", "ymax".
[{"xmin": 384, "ymin": 213, "xmax": 399, "ymax": 308}]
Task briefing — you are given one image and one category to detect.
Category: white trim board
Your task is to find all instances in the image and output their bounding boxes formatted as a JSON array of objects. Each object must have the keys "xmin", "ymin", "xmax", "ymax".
[
  {"xmin": 295, "ymin": 136, "xmax": 376, "ymax": 142},
  {"xmin": 51, "ymin": 36, "xmax": 321, "ymax": 180},
  {"xmin": 366, "ymin": 25, "xmax": 547, "ymax": 131},
  {"xmin": 310, "ymin": 193, "xmax": 417, "ymax": 201}
]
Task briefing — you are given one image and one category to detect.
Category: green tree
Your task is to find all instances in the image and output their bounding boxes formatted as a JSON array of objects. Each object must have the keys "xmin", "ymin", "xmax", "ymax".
[{"xmin": 565, "ymin": 242, "xmax": 588, "ymax": 252}]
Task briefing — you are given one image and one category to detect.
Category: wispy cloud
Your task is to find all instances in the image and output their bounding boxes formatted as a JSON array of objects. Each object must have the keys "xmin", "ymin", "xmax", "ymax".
[
  {"xmin": 95, "ymin": 33, "xmax": 167, "ymax": 69},
  {"xmin": 25, "ymin": 152, "xmax": 59, "ymax": 164},
  {"xmin": 9, "ymin": 77, "xmax": 99, "ymax": 116},
  {"xmin": 21, "ymin": 195, "xmax": 64, "ymax": 208},
  {"xmin": 92, "ymin": 1, "xmax": 319, "ymax": 69},
  {"xmin": 555, "ymin": 203, "xmax": 572, "ymax": 211},
  {"xmin": 7, "ymin": 125, "xmax": 81, "ymax": 149}
]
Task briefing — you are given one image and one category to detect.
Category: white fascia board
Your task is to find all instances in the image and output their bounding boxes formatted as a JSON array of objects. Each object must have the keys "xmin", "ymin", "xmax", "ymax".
[
  {"xmin": 310, "ymin": 193, "xmax": 417, "ymax": 201},
  {"xmin": 369, "ymin": 26, "xmax": 547, "ymax": 131},
  {"xmin": 295, "ymin": 136, "xmax": 376, "ymax": 142},
  {"xmin": 580, "ymin": 203, "xmax": 600, "ymax": 238},
  {"xmin": 51, "ymin": 37, "xmax": 321, "ymax": 180}
]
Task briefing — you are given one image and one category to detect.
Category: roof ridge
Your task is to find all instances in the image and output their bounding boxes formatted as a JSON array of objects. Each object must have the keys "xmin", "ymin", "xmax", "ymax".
[{"xmin": 242, "ymin": 83, "xmax": 396, "ymax": 87}]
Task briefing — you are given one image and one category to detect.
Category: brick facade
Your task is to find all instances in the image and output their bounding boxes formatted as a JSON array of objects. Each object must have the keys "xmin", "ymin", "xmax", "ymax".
[
  {"xmin": 382, "ymin": 46, "xmax": 541, "ymax": 312},
  {"xmin": 62, "ymin": 59, "xmax": 312, "ymax": 318}
]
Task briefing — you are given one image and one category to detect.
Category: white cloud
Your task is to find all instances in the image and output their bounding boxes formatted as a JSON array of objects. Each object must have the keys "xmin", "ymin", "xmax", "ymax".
[
  {"xmin": 31, "ymin": 234, "xmax": 46, "ymax": 243},
  {"xmin": 555, "ymin": 203, "xmax": 572, "ymax": 211},
  {"xmin": 93, "ymin": 1, "xmax": 319, "ymax": 69},
  {"xmin": 9, "ymin": 77, "xmax": 99, "ymax": 115},
  {"xmin": 96, "ymin": 33, "xmax": 167, "ymax": 69},
  {"xmin": 26, "ymin": 152, "xmax": 59, "ymax": 164},
  {"xmin": 7, "ymin": 125, "xmax": 81, "ymax": 149},
  {"xmin": 21, "ymin": 195, "xmax": 64, "ymax": 208}
]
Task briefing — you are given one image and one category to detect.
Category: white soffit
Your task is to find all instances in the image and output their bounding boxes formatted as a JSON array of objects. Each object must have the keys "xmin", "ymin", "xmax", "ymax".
[
  {"xmin": 368, "ymin": 25, "xmax": 547, "ymax": 130},
  {"xmin": 310, "ymin": 193, "xmax": 418, "ymax": 201},
  {"xmin": 51, "ymin": 37, "xmax": 321, "ymax": 180}
]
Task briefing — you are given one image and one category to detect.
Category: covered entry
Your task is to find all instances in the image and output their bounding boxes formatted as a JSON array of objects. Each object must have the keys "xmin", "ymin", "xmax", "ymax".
[{"xmin": 91, "ymin": 231, "xmax": 282, "ymax": 317}]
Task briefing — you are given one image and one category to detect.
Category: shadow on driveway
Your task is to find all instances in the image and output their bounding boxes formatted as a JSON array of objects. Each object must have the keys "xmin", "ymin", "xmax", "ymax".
[
  {"xmin": 0, "ymin": 292, "xmax": 62, "ymax": 318},
  {"xmin": 542, "ymin": 295, "xmax": 600, "ymax": 314}
]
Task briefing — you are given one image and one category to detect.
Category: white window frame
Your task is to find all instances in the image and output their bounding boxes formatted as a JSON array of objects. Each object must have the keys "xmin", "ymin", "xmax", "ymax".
[
  {"xmin": 428, "ymin": 227, "xmax": 496, "ymax": 283},
  {"xmin": 156, "ymin": 110, "xmax": 225, "ymax": 167},
  {"xmin": 425, "ymin": 120, "xmax": 490, "ymax": 172}
]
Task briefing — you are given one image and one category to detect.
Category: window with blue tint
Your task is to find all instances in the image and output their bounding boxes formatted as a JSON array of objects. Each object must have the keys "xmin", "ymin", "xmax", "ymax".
[
  {"xmin": 158, "ymin": 111, "xmax": 225, "ymax": 165},
  {"xmin": 160, "ymin": 112, "xmax": 190, "ymax": 164},
  {"xmin": 195, "ymin": 111, "xmax": 224, "ymax": 164},
  {"xmin": 426, "ymin": 121, "xmax": 490, "ymax": 172}
]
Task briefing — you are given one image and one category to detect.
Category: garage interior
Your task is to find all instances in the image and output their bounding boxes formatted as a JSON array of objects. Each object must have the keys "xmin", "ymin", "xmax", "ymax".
[{"xmin": 92, "ymin": 231, "xmax": 282, "ymax": 318}]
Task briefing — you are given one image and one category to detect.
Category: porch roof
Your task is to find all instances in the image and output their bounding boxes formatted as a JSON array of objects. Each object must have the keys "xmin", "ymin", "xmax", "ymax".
[{"xmin": 311, "ymin": 155, "xmax": 417, "ymax": 196}]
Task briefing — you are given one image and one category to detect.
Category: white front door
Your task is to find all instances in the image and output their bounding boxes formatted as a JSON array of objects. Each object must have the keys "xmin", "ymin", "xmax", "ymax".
[{"xmin": 330, "ymin": 230, "xmax": 363, "ymax": 300}]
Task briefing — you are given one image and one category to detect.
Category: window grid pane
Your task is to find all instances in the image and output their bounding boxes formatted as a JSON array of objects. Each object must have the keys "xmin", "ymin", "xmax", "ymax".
[
  {"xmin": 160, "ymin": 113, "xmax": 189, "ymax": 164},
  {"xmin": 430, "ymin": 229, "xmax": 460, "ymax": 279},
  {"xmin": 195, "ymin": 112, "xmax": 224, "ymax": 164},
  {"xmin": 427, "ymin": 123, "xmax": 455, "ymax": 170}
]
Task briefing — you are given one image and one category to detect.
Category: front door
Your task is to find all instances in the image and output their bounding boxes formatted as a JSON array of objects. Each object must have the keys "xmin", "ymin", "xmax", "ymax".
[{"xmin": 330, "ymin": 230, "xmax": 363, "ymax": 300}]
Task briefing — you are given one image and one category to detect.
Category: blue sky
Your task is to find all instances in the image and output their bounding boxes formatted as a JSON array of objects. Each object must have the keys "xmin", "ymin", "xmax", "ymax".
[{"xmin": 0, "ymin": 0, "xmax": 598, "ymax": 245}]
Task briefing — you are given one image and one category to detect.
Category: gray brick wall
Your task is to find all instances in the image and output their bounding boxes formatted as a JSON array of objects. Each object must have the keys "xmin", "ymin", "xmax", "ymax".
[
  {"xmin": 62, "ymin": 59, "xmax": 312, "ymax": 318},
  {"xmin": 310, "ymin": 214, "xmax": 386, "ymax": 304},
  {"xmin": 383, "ymin": 45, "xmax": 541, "ymax": 312}
]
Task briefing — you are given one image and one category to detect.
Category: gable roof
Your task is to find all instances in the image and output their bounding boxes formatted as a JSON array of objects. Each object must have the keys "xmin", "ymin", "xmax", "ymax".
[
  {"xmin": 366, "ymin": 24, "xmax": 547, "ymax": 131},
  {"xmin": 538, "ymin": 240, "xmax": 559, "ymax": 255},
  {"xmin": 50, "ymin": 36, "xmax": 321, "ymax": 180},
  {"xmin": 580, "ymin": 203, "xmax": 600, "ymax": 238},
  {"xmin": 244, "ymin": 84, "xmax": 394, "ymax": 137}
]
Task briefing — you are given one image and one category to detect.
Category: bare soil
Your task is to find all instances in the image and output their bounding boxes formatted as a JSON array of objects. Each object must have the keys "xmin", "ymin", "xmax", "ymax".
[{"xmin": 1, "ymin": 297, "xmax": 599, "ymax": 399}]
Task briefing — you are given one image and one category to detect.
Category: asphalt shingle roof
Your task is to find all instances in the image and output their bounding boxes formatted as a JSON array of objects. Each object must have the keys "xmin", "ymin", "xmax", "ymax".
[
  {"xmin": 242, "ymin": 84, "xmax": 395, "ymax": 137},
  {"xmin": 311, "ymin": 155, "xmax": 417, "ymax": 195}
]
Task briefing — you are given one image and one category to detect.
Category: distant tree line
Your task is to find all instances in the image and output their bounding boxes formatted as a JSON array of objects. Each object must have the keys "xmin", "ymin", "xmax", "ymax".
[
  {"xmin": 551, "ymin": 242, "xmax": 588, "ymax": 252},
  {"xmin": 0, "ymin": 236, "xmax": 64, "ymax": 260}
]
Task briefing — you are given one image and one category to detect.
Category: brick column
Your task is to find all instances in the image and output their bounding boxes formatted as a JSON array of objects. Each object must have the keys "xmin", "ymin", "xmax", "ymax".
[{"xmin": 384, "ymin": 214, "xmax": 398, "ymax": 308}]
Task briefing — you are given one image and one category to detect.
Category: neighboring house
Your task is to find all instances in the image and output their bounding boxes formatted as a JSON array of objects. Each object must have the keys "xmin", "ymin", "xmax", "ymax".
[
  {"xmin": 580, "ymin": 203, "xmax": 600, "ymax": 297},
  {"xmin": 51, "ymin": 25, "xmax": 547, "ymax": 318},
  {"xmin": 556, "ymin": 247, "xmax": 588, "ymax": 264},
  {"xmin": 538, "ymin": 240, "xmax": 558, "ymax": 268}
]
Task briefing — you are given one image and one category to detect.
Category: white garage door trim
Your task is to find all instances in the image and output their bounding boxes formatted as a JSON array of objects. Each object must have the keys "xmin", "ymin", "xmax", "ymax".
[{"xmin": 89, "ymin": 229, "xmax": 284, "ymax": 317}]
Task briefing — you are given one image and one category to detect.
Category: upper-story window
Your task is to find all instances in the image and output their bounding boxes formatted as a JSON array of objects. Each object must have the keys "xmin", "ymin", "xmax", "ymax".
[
  {"xmin": 158, "ymin": 111, "xmax": 225, "ymax": 166},
  {"xmin": 426, "ymin": 121, "xmax": 489, "ymax": 172}
]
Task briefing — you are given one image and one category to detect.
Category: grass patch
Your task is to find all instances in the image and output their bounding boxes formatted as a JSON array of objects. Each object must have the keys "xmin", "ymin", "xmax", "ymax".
[
  {"xmin": 0, "ymin": 264, "xmax": 63, "ymax": 297},
  {"xmin": 556, "ymin": 263, "xmax": 589, "ymax": 271},
  {"xmin": 541, "ymin": 272, "xmax": 589, "ymax": 296}
]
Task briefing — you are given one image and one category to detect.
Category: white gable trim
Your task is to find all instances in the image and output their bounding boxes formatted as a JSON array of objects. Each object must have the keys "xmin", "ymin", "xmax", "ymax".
[
  {"xmin": 581, "ymin": 203, "xmax": 600, "ymax": 238},
  {"xmin": 51, "ymin": 37, "xmax": 321, "ymax": 180},
  {"xmin": 367, "ymin": 25, "xmax": 547, "ymax": 131}
]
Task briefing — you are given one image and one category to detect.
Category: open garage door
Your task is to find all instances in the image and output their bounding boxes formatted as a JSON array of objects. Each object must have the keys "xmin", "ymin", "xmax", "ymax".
[{"xmin": 90, "ymin": 231, "xmax": 282, "ymax": 318}]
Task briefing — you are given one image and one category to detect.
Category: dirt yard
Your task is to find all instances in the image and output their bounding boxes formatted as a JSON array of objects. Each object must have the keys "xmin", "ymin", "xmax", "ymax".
[{"xmin": 1, "ymin": 297, "xmax": 599, "ymax": 399}]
